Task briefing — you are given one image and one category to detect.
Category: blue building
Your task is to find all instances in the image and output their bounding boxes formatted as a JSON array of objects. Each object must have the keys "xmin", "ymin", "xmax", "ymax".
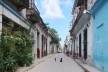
[{"xmin": 91, "ymin": 0, "xmax": 108, "ymax": 72}]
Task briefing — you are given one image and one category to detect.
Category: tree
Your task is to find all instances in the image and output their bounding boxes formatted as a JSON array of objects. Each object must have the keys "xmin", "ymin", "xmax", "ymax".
[{"xmin": 47, "ymin": 26, "xmax": 61, "ymax": 44}]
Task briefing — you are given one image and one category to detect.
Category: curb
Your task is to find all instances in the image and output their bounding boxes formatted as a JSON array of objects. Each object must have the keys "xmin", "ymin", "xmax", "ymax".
[{"xmin": 73, "ymin": 59, "xmax": 89, "ymax": 72}]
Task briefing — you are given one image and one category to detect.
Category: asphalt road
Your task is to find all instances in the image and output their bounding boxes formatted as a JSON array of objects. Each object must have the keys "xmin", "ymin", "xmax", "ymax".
[{"xmin": 27, "ymin": 53, "xmax": 84, "ymax": 72}]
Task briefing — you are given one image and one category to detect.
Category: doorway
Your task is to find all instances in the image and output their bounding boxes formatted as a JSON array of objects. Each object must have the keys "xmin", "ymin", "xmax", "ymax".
[
  {"xmin": 83, "ymin": 28, "xmax": 87, "ymax": 60},
  {"xmin": 79, "ymin": 33, "xmax": 82, "ymax": 58},
  {"xmin": 37, "ymin": 32, "xmax": 40, "ymax": 58},
  {"xmin": 41, "ymin": 35, "xmax": 44, "ymax": 57}
]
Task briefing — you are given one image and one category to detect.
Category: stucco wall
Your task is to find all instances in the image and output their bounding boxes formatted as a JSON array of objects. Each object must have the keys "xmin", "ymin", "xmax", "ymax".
[
  {"xmin": 31, "ymin": 29, "xmax": 37, "ymax": 59},
  {"xmin": 47, "ymin": 35, "xmax": 52, "ymax": 55},
  {"xmin": 87, "ymin": 17, "xmax": 93, "ymax": 56},
  {"xmin": 54, "ymin": 44, "xmax": 57, "ymax": 53},
  {"xmin": 93, "ymin": 1, "xmax": 108, "ymax": 72},
  {"xmin": 36, "ymin": 24, "xmax": 48, "ymax": 58}
]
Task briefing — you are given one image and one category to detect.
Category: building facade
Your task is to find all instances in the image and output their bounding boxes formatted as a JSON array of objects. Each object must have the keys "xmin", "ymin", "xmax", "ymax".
[
  {"xmin": 91, "ymin": 0, "xmax": 108, "ymax": 72},
  {"xmin": 47, "ymin": 32, "xmax": 53, "ymax": 55},
  {"xmin": 0, "ymin": 0, "xmax": 54, "ymax": 62},
  {"xmin": 64, "ymin": 34, "xmax": 72, "ymax": 56},
  {"xmin": 70, "ymin": 0, "xmax": 108, "ymax": 71},
  {"xmin": 36, "ymin": 18, "xmax": 48, "ymax": 58},
  {"xmin": 70, "ymin": 0, "xmax": 91, "ymax": 61}
]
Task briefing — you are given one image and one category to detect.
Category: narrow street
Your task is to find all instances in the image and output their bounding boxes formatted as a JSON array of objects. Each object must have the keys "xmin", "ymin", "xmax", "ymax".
[
  {"xmin": 26, "ymin": 53, "xmax": 84, "ymax": 72},
  {"xmin": 1, "ymin": 0, "xmax": 107, "ymax": 72}
]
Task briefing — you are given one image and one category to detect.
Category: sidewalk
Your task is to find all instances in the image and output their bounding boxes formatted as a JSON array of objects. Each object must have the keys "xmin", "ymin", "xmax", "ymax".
[
  {"xmin": 74, "ymin": 59, "xmax": 101, "ymax": 72},
  {"xmin": 16, "ymin": 54, "xmax": 55, "ymax": 72}
]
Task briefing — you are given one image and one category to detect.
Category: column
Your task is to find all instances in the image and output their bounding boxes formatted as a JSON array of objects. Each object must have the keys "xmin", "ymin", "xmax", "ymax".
[
  {"xmin": 0, "ymin": 5, "xmax": 2, "ymax": 37},
  {"xmin": 33, "ymin": 30, "xmax": 37, "ymax": 60},
  {"xmin": 46, "ymin": 37, "xmax": 47, "ymax": 56},
  {"xmin": 39, "ymin": 33, "xmax": 42, "ymax": 58}
]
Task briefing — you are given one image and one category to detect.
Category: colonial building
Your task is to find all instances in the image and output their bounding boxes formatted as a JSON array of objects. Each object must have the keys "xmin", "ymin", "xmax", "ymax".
[
  {"xmin": 70, "ymin": 0, "xmax": 108, "ymax": 71},
  {"xmin": 36, "ymin": 17, "xmax": 49, "ymax": 58},
  {"xmin": 0, "ymin": 0, "xmax": 42, "ymax": 60},
  {"xmin": 70, "ymin": 0, "xmax": 92, "ymax": 64},
  {"xmin": 0, "ymin": 0, "xmax": 54, "ymax": 61}
]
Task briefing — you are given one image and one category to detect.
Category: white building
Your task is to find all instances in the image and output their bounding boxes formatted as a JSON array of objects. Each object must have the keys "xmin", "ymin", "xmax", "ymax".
[
  {"xmin": 0, "ymin": 0, "xmax": 54, "ymax": 61},
  {"xmin": 64, "ymin": 34, "xmax": 72, "ymax": 56},
  {"xmin": 47, "ymin": 32, "xmax": 53, "ymax": 55},
  {"xmin": 70, "ymin": 0, "xmax": 96, "ymax": 65}
]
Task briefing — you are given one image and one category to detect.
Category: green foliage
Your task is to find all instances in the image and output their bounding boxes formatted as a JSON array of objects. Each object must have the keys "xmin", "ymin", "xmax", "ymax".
[
  {"xmin": 0, "ymin": 37, "xmax": 4, "ymax": 71},
  {"xmin": 0, "ymin": 33, "xmax": 17, "ymax": 72},
  {"xmin": 3, "ymin": 55, "xmax": 17, "ymax": 72},
  {"xmin": 47, "ymin": 26, "xmax": 61, "ymax": 44},
  {"xmin": 0, "ymin": 25, "xmax": 34, "ymax": 72},
  {"xmin": 14, "ymin": 31, "xmax": 33, "ymax": 66}
]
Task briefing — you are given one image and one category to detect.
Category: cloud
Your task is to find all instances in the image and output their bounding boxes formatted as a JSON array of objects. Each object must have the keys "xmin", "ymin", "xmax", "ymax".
[
  {"xmin": 40, "ymin": 0, "xmax": 65, "ymax": 19},
  {"xmin": 35, "ymin": 0, "xmax": 37, "ymax": 5},
  {"xmin": 60, "ymin": 0, "xmax": 73, "ymax": 6}
]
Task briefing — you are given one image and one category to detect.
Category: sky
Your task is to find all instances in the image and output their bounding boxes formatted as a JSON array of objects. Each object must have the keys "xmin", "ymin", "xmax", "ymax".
[{"xmin": 35, "ymin": 0, "xmax": 74, "ymax": 46}]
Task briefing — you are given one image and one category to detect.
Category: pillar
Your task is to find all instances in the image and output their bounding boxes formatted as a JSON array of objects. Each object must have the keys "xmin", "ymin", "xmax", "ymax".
[{"xmin": 0, "ymin": 5, "xmax": 2, "ymax": 38}]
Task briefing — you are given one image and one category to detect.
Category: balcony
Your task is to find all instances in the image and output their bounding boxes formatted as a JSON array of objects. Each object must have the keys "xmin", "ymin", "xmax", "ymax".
[
  {"xmin": 71, "ymin": 4, "xmax": 85, "ymax": 33},
  {"xmin": 27, "ymin": 3, "xmax": 40, "ymax": 24},
  {"xmin": 73, "ymin": 4, "xmax": 85, "ymax": 26},
  {"xmin": 3, "ymin": 0, "xmax": 29, "ymax": 10},
  {"xmin": 70, "ymin": 0, "xmax": 90, "ymax": 36}
]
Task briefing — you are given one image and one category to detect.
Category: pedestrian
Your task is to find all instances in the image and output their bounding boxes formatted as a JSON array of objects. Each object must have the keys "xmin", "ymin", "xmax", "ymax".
[
  {"xmin": 60, "ymin": 58, "xmax": 62, "ymax": 62},
  {"xmin": 55, "ymin": 58, "xmax": 56, "ymax": 61}
]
